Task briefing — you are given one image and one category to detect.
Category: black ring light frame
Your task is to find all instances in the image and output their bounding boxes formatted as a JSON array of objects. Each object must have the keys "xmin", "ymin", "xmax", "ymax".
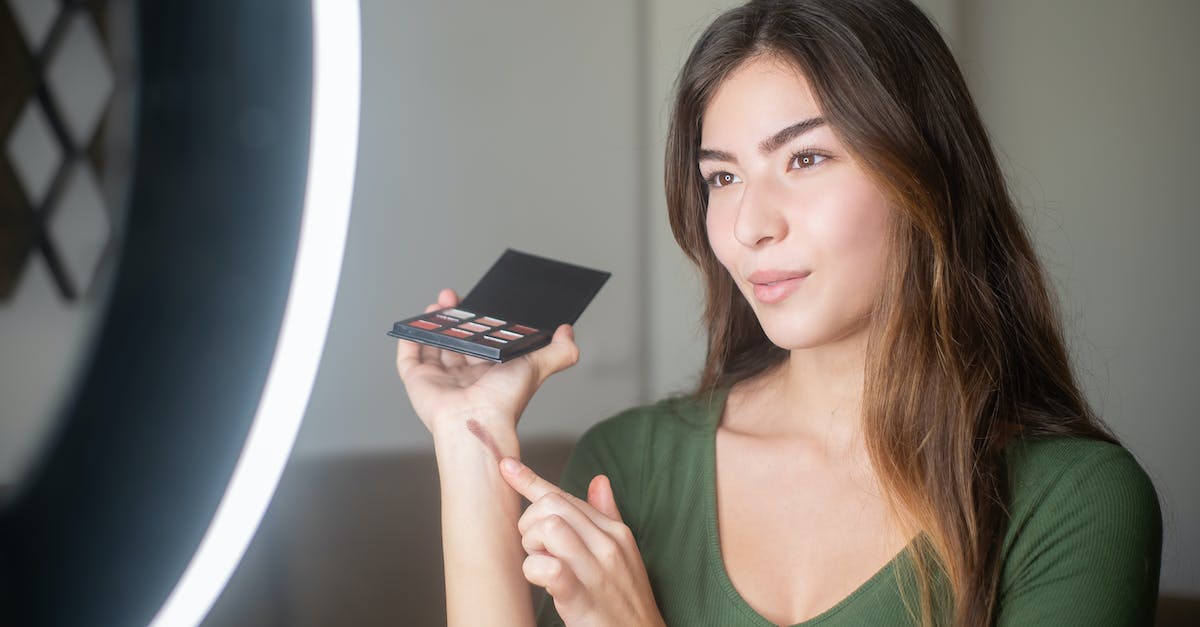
[{"xmin": 1, "ymin": 2, "xmax": 359, "ymax": 625}]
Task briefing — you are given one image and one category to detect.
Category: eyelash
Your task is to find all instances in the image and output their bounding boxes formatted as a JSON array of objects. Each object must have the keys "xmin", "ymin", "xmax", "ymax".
[
  {"xmin": 701, "ymin": 148, "xmax": 831, "ymax": 189},
  {"xmin": 788, "ymin": 148, "xmax": 830, "ymax": 170}
]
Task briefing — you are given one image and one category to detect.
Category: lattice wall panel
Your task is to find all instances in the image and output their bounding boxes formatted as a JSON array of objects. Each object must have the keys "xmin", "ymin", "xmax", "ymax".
[{"xmin": 1, "ymin": 0, "xmax": 116, "ymax": 303}]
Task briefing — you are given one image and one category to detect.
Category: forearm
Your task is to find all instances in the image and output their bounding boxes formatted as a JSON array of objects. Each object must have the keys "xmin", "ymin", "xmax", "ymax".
[{"xmin": 433, "ymin": 416, "xmax": 534, "ymax": 627}]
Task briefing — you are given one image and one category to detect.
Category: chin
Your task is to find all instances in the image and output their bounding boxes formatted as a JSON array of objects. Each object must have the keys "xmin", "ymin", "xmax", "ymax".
[
  {"xmin": 754, "ymin": 310, "xmax": 869, "ymax": 352},
  {"xmin": 756, "ymin": 317, "xmax": 828, "ymax": 351},
  {"xmin": 760, "ymin": 328, "xmax": 830, "ymax": 352}
]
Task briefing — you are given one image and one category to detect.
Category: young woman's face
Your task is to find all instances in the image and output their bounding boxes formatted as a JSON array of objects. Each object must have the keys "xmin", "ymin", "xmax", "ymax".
[{"xmin": 701, "ymin": 55, "xmax": 891, "ymax": 351}]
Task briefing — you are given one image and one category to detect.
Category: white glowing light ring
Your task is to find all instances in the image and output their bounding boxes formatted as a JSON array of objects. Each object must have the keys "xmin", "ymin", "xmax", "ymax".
[{"xmin": 148, "ymin": 1, "xmax": 360, "ymax": 625}]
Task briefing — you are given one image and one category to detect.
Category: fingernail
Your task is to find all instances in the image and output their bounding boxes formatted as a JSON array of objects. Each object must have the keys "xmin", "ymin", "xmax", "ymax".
[{"xmin": 501, "ymin": 458, "xmax": 521, "ymax": 474}]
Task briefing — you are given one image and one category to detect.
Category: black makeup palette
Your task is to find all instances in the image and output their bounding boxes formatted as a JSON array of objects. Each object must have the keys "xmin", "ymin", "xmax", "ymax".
[{"xmin": 387, "ymin": 249, "xmax": 610, "ymax": 362}]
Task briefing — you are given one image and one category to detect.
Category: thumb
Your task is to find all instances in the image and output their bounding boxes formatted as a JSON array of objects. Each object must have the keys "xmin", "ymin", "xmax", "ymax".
[
  {"xmin": 526, "ymin": 324, "xmax": 580, "ymax": 383},
  {"xmin": 587, "ymin": 474, "xmax": 622, "ymax": 522}
]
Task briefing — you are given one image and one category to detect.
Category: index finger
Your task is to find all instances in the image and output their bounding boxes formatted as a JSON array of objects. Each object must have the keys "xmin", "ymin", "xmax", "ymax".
[
  {"xmin": 503, "ymin": 458, "xmax": 623, "ymax": 536},
  {"xmin": 437, "ymin": 288, "xmax": 460, "ymax": 308},
  {"xmin": 500, "ymin": 457, "xmax": 567, "ymax": 503}
]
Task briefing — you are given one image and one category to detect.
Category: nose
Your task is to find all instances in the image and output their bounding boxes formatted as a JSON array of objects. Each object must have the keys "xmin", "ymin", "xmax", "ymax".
[{"xmin": 733, "ymin": 178, "xmax": 788, "ymax": 248}]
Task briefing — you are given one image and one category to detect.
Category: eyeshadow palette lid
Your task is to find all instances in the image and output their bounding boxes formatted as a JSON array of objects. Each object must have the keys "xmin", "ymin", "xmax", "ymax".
[{"xmin": 458, "ymin": 249, "xmax": 610, "ymax": 331}]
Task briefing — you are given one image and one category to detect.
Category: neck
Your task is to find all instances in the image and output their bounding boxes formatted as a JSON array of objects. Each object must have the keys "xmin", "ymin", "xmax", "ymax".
[{"xmin": 733, "ymin": 328, "xmax": 869, "ymax": 450}]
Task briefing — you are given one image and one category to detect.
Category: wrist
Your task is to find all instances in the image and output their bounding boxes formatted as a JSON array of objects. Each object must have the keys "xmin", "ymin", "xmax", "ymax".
[{"xmin": 432, "ymin": 412, "xmax": 520, "ymax": 460}]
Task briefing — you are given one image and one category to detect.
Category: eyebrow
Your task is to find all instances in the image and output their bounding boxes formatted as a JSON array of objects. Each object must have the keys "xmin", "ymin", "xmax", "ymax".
[{"xmin": 698, "ymin": 116, "xmax": 826, "ymax": 163}]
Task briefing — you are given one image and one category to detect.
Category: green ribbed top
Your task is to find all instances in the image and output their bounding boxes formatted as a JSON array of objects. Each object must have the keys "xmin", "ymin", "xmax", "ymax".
[{"xmin": 535, "ymin": 388, "xmax": 1161, "ymax": 626}]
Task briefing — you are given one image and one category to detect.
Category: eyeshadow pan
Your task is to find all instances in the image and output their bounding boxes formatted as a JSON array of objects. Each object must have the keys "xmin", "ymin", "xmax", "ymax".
[
  {"xmin": 458, "ymin": 322, "xmax": 489, "ymax": 333},
  {"xmin": 407, "ymin": 319, "xmax": 441, "ymax": 330},
  {"xmin": 441, "ymin": 328, "xmax": 472, "ymax": 338},
  {"xmin": 510, "ymin": 324, "xmax": 538, "ymax": 335},
  {"xmin": 476, "ymin": 316, "xmax": 505, "ymax": 327},
  {"xmin": 491, "ymin": 329, "xmax": 522, "ymax": 340},
  {"xmin": 434, "ymin": 313, "xmax": 460, "ymax": 323},
  {"xmin": 442, "ymin": 308, "xmax": 474, "ymax": 320},
  {"xmin": 481, "ymin": 336, "xmax": 507, "ymax": 345}
]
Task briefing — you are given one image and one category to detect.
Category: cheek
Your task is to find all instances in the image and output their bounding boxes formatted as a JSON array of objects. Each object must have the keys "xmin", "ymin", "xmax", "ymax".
[
  {"xmin": 800, "ymin": 182, "xmax": 891, "ymax": 324},
  {"xmin": 810, "ymin": 179, "xmax": 890, "ymax": 272}
]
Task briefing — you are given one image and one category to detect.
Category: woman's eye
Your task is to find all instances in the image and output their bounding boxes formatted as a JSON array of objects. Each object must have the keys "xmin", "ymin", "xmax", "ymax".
[
  {"xmin": 705, "ymin": 172, "xmax": 741, "ymax": 188},
  {"xmin": 790, "ymin": 151, "xmax": 828, "ymax": 169}
]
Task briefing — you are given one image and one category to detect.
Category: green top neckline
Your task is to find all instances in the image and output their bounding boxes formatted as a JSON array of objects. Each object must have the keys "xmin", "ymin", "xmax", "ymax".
[{"xmin": 697, "ymin": 386, "xmax": 913, "ymax": 627}]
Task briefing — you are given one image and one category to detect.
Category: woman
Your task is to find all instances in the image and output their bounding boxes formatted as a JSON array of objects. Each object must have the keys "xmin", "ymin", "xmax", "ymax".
[{"xmin": 395, "ymin": 1, "xmax": 1162, "ymax": 625}]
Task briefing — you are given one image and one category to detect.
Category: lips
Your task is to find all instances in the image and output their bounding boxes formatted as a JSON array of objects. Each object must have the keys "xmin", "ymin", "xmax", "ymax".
[{"xmin": 747, "ymin": 269, "xmax": 810, "ymax": 305}]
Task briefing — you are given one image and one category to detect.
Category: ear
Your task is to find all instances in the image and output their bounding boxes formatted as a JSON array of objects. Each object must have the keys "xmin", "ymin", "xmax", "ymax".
[{"xmin": 587, "ymin": 474, "xmax": 622, "ymax": 522}]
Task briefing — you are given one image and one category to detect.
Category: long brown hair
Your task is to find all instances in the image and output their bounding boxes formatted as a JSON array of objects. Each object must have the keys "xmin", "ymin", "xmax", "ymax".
[{"xmin": 664, "ymin": 1, "xmax": 1116, "ymax": 625}]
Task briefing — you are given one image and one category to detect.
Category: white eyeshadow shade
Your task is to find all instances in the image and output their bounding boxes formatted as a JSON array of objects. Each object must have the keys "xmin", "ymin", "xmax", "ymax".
[
  {"xmin": 482, "ymin": 336, "xmax": 507, "ymax": 345},
  {"xmin": 458, "ymin": 322, "xmax": 488, "ymax": 333},
  {"xmin": 492, "ymin": 329, "xmax": 522, "ymax": 340},
  {"xmin": 442, "ymin": 308, "xmax": 474, "ymax": 319},
  {"xmin": 476, "ymin": 316, "xmax": 505, "ymax": 326}
]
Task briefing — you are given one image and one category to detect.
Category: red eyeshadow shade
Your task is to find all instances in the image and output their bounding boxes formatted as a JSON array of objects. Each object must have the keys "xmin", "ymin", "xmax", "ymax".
[
  {"xmin": 408, "ymin": 319, "xmax": 440, "ymax": 330},
  {"xmin": 510, "ymin": 324, "xmax": 538, "ymax": 335},
  {"xmin": 441, "ymin": 328, "xmax": 472, "ymax": 338}
]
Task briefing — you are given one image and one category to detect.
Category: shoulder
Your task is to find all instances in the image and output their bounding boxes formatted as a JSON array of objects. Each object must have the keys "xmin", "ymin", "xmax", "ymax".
[
  {"xmin": 575, "ymin": 389, "xmax": 724, "ymax": 450},
  {"xmin": 996, "ymin": 436, "xmax": 1162, "ymax": 624},
  {"xmin": 556, "ymin": 391, "xmax": 722, "ymax": 523},
  {"xmin": 563, "ymin": 391, "xmax": 719, "ymax": 488},
  {"xmin": 1004, "ymin": 436, "xmax": 1159, "ymax": 522}
]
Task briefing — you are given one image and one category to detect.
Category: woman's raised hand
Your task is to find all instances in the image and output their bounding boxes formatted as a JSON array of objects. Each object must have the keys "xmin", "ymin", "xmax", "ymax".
[
  {"xmin": 394, "ymin": 288, "xmax": 580, "ymax": 437},
  {"xmin": 500, "ymin": 458, "xmax": 667, "ymax": 627}
]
